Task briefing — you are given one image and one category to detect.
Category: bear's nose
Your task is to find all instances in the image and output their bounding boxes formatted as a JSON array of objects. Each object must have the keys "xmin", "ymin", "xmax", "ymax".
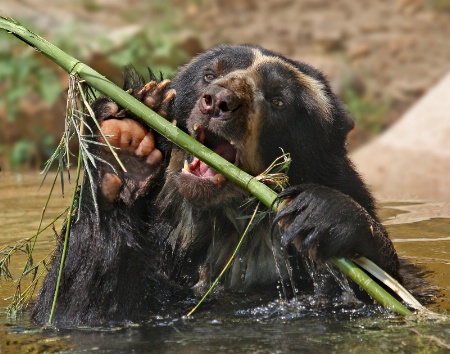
[{"xmin": 200, "ymin": 85, "xmax": 241, "ymax": 118}]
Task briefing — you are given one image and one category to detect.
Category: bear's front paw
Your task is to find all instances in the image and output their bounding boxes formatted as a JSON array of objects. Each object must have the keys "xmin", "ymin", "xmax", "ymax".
[
  {"xmin": 135, "ymin": 79, "xmax": 176, "ymax": 118},
  {"xmin": 274, "ymin": 184, "xmax": 381, "ymax": 263},
  {"xmin": 94, "ymin": 118, "xmax": 164, "ymax": 204}
]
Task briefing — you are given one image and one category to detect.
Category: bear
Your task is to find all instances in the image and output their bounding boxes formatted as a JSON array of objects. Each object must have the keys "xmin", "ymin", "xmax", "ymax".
[{"xmin": 31, "ymin": 44, "xmax": 401, "ymax": 327}]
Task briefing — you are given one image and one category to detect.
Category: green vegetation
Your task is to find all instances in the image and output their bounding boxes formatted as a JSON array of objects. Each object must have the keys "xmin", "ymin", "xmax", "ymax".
[
  {"xmin": 0, "ymin": 27, "xmax": 61, "ymax": 169},
  {"xmin": 342, "ymin": 81, "xmax": 390, "ymax": 135},
  {"xmin": 0, "ymin": 5, "xmax": 189, "ymax": 170},
  {"xmin": 104, "ymin": 27, "xmax": 189, "ymax": 79},
  {"xmin": 0, "ymin": 28, "xmax": 61, "ymax": 122},
  {"xmin": 428, "ymin": 0, "xmax": 450, "ymax": 11}
]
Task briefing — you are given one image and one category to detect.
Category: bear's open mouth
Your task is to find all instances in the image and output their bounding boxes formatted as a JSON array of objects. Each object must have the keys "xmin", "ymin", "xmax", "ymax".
[{"xmin": 181, "ymin": 125, "xmax": 238, "ymax": 184}]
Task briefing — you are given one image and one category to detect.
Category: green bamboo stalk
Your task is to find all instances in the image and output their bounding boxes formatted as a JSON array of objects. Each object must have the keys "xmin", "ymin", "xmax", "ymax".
[
  {"xmin": 47, "ymin": 139, "xmax": 83, "ymax": 325},
  {"xmin": 332, "ymin": 258, "xmax": 412, "ymax": 315},
  {"xmin": 0, "ymin": 16, "xmax": 414, "ymax": 316},
  {"xmin": 0, "ymin": 16, "xmax": 277, "ymax": 209}
]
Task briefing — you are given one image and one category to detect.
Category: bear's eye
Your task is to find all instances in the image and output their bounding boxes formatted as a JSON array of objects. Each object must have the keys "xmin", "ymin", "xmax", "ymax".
[
  {"xmin": 204, "ymin": 73, "xmax": 216, "ymax": 83},
  {"xmin": 271, "ymin": 98, "xmax": 285, "ymax": 108}
]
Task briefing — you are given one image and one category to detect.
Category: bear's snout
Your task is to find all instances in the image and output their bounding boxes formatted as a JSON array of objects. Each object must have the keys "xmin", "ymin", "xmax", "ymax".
[{"xmin": 200, "ymin": 85, "xmax": 241, "ymax": 118}]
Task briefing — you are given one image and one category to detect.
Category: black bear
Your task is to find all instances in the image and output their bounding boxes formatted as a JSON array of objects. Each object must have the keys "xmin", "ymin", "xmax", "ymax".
[{"xmin": 31, "ymin": 44, "xmax": 401, "ymax": 327}]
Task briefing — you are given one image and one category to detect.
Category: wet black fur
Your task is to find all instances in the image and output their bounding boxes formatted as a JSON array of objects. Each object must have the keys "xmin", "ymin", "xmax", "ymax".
[{"xmin": 32, "ymin": 44, "xmax": 407, "ymax": 327}]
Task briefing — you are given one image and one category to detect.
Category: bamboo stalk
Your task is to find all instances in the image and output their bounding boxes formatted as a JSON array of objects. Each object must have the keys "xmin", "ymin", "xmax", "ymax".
[
  {"xmin": 332, "ymin": 258, "xmax": 412, "ymax": 315},
  {"xmin": 48, "ymin": 138, "xmax": 83, "ymax": 325},
  {"xmin": 0, "ymin": 16, "xmax": 415, "ymax": 316},
  {"xmin": 0, "ymin": 16, "xmax": 277, "ymax": 209}
]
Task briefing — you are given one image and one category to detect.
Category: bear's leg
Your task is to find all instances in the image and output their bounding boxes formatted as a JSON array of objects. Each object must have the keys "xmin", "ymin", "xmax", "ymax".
[{"xmin": 31, "ymin": 74, "xmax": 178, "ymax": 327}]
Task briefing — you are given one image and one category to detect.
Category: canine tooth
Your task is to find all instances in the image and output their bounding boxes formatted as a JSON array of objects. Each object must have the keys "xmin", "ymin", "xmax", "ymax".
[
  {"xmin": 172, "ymin": 120, "xmax": 177, "ymax": 126},
  {"xmin": 126, "ymin": 88, "xmax": 133, "ymax": 94},
  {"xmin": 230, "ymin": 140, "xmax": 235, "ymax": 145},
  {"xmin": 193, "ymin": 123, "xmax": 200, "ymax": 131},
  {"xmin": 184, "ymin": 160, "xmax": 191, "ymax": 173},
  {"xmin": 210, "ymin": 175, "xmax": 219, "ymax": 183}
]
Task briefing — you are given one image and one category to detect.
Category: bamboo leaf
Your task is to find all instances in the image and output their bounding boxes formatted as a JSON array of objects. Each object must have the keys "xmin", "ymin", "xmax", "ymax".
[
  {"xmin": 354, "ymin": 257, "xmax": 425, "ymax": 311},
  {"xmin": 48, "ymin": 140, "xmax": 84, "ymax": 325}
]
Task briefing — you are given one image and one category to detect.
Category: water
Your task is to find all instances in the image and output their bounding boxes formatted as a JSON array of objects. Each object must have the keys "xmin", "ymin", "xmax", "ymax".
[{"xmin": 1, "ymin": 172, "xmax": 449, "ymax": 353}]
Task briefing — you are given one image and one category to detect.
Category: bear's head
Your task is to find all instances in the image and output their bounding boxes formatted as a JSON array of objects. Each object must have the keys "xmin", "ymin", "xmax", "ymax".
[{"xmin": 165, "ymin": 44, "xmax": 354, "ymax": 207}]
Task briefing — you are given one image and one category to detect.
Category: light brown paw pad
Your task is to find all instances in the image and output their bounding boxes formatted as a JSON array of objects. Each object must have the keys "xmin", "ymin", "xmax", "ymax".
[
  {"xmin": 99, "ymin": 118, "xmax": 150, "ymax": 151},
  {"xmin": 101, "ymin": 173, "xmax": 122, "ymax": 202},
  {"xmin": 98, "ymin": 118, "xmax": 163, "ymax": 165}
]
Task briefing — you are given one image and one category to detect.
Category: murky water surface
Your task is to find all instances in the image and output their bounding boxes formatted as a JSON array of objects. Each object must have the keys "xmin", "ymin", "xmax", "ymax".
[{"xmin": 1, "ymin": 172, "xmax": 449, "ymax": 353}]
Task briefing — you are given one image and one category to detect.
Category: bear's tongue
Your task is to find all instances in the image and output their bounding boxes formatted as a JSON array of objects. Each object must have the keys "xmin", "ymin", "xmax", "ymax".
[
  {"xmin": 183, "ymin": 157, "xmax": 224, "ymax": 183},
  {"xmin": 198, "ymin": 159, "xmax": 216, "ymax": 177},
  {"xmin": 182, "ymin": 141, "xmax": 236, "ymax": 183}
]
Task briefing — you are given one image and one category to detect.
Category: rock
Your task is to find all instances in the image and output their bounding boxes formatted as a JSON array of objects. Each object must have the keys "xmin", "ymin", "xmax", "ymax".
[
  {"xmin": 313, "ymin": 28, "xmax": 345, "ymax": 52},
  {"xmin": 295, "ymin": 55, "xmax": 353, "ymax": 96},
  {"xmin": 352, "ymin": 72, "xmax": 450, "ymax": 201},
  {"xmin": 360, "ymin": 22, "xmax": 386, "ymax": 33},
  {"xmin": 348, "ymin": 44, "xmax": 371, "ymax": 60},
  {"xmin": 389, "ymin": 79, "xmax": 428, "ymax": 103}
]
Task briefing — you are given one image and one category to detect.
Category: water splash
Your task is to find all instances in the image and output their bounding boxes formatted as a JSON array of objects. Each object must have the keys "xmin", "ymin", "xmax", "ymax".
[
  {"xmin": 324, "ymin": 261, "xmax": 359, "ymax": 302},
  {"xmin": 271, "ymin": 242, "xmax": 289, "ymax": 300},
  {"xmin": 234, "ymin": 296, "xmax": 388, "ymax": 323}
]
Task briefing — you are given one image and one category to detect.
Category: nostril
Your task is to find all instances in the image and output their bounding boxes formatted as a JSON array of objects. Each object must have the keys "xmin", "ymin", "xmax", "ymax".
[
  {"xmin": 204, "ymin": 94, "xmax": 212, "ymax": 107},
  {"xmin": 200, "ymin": 86, "xmax": 241, "ymax": 117},
  {"xmin": 216, "ymin": 91, "xmax": 239, "ymax": 114},
  {"xmin": 218, "ymin": 101, "xmax": 229, "ymax": 113},
  {"xmin": 200, "ymin": 94, "xmax": 214, "ymax": 114}
]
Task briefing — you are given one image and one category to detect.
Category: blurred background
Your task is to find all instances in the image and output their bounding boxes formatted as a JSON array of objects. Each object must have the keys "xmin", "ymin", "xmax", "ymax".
[{"xmin": 1, "ymin": 0, "xmax": 450, "ymax": 172}]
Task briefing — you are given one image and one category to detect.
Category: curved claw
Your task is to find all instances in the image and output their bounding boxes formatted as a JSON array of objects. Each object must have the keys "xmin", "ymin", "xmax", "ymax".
[
  {"xmin": 273, "ymin": 184, "xmax": 384, "ymax": 263},
  {"xmin": 138, "ymin": 81, "xmax": 158, "ymax": 96},
  {"xmin": 273, "ymin": 185, "xmax": 317, "ymax": 246},
  {"xmin": 136, "ymin": 78, "xmax": 176, "ymax": 117}
]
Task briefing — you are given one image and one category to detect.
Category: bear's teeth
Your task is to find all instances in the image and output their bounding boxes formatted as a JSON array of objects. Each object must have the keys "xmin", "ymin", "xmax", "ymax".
[{"xmin": 183, "ymin": 160, "xmax": 192, "ymax": 173}]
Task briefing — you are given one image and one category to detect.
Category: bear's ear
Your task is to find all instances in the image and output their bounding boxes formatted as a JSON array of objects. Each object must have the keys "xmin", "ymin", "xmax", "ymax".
[
  {"xmin": 330, "ymin": 95, "xmax": 356, "ymax": 140},
  {"xmin": 339, "ymin": 107, "xmax": 355, "ymax": 134},
  {"xmin": 347, "ymin": 115, "xmax": 355, "ymax": 132}
]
